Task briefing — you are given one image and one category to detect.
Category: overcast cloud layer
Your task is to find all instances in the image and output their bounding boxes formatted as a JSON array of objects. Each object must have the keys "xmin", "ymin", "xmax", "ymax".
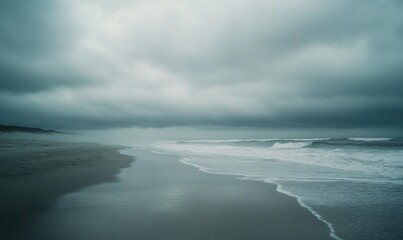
[{"xmin": 1, "ymin": 0, "xmax": 403, "ymax": 131}]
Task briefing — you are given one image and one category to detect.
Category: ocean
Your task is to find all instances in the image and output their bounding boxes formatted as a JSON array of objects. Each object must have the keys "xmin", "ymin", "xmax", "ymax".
[{"xmin": 157, "ymin": 138, "xmax": 403, "ymax": 240}]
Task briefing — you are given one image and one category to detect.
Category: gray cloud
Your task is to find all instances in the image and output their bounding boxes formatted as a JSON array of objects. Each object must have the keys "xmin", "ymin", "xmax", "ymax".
[
  {"xmin": 0, "ymin": 0, "xmax": 402, "ymax": 133},
  {"xmin": 0, "ymin": 1, "xmax": 96, "ymax": 93}
]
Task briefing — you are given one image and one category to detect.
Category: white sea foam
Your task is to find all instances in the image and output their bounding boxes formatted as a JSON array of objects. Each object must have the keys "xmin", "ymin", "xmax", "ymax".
[
  {"xmin": 180, "ymin": 158, "xmax": 240, "ymax": 176},
  {"xmin": 156, "ymin": 138, "xmax": 403, "ymax": 240},
  {"xmin": 159, "ymin": 141, "xmax": 403, "ymax": 182},
  {"xmin": 279, "ymin": 138, "xmax": 331, "ymax": 141},
  {"xmin": 271, "ymin": 141, "xmax": 312, "ymax": 149},
  {"xmin": 348, "ymin": 138, "xmax": 391, "ymax": 141},
  {"xmin": 176, "ymin": 138, "xmax": 331, "ymax": 144},
  {"xmin": 176, "ymin": 138, "xmax": 280, "ymax": 143},
  {"xmin": 150, "ymin": 150, "xmax": 170, "ymax": 155},
  {"xmin": 179, "ymin": 156, "xmax": 343, "ymax": 240},
  {"xmin": 274, "ymin": 183, "xmax": 342, "ymax": 240}
]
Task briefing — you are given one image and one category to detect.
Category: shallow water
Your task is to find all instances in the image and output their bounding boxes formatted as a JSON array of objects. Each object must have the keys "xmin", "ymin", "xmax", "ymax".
[
  {"xmin": 158, "ymin": 138, "xmax": 403, "ymax": 240},
  {"xmin": 34, "ymin": 148, "xmax": 332, "ymax": 240}
]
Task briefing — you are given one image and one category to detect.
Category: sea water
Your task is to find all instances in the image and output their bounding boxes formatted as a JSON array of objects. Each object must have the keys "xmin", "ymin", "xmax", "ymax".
[{"xmin": 157, "ymin": 138, "xmax": 403, "ymax": 240}]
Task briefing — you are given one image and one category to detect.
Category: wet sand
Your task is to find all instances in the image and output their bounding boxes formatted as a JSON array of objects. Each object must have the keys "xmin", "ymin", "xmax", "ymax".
[
  {"xmin": 35, "ymin": 149, "xmax": 334, "ymax": 240},
  {"xmin": 0, "ymin": 139, "xmax": 133, "ymax": 240}
]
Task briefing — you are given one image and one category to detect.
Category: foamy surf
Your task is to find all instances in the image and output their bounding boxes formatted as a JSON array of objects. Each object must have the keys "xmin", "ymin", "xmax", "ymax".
[
  {"xmin": 271, "ymin": 141, "xmax": 312, "ymax": 149},
  {"xmin": 348, "ymin": 138, "xmax": 391, "ymax": 141},
  {"xmin": 274, "ymin": 183, "xmax": 342, "ymax": 240},
  {"xmin": 180, "ymin": 157, "xmax": 343, "ymax": 240},
  {"xmin": 158, "ymin": 138, "xmax": 403, "ymax": 240}
]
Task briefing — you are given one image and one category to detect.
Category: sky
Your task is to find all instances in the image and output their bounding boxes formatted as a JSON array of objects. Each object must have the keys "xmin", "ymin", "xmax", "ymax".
[{"xmin": 0, "ymin": 0, "xmax": 402, "ymax": 135}]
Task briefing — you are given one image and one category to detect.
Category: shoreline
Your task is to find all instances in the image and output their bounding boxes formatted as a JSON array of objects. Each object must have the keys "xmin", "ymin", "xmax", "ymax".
[
  {"xmin": 0, "ymin": 138, "xmax": 134, "ymax": 240},
  {"xmin": 1, "ymin": 140, "xmax": 337, "ymax": 240},
  {"xmin": 274, "ymin": 182, "xmax": 340, "ymax": 240},
  {"xmin": 35, "ymin": 148, "xmax": 334, "ymax": 240},
  {"xmin": 179, "ymin": 156, "xmax": 340, "ymax": 240},
  {"xmin": 161, "ymin": 139, "xmax": 403, "ymax": 240}
]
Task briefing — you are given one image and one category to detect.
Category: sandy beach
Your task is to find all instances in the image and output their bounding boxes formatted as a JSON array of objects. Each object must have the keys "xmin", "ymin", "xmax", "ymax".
[
  {"xmin": 0, "ymin": 138, "xmax": 133, "ymax": 240},
  {"xmin": 0, "ymin": 138, "xmax": 336, "ymax": 240},
  {"xmin": 31, "ymin": 148, "xmax": 333, "ymax": 240}
]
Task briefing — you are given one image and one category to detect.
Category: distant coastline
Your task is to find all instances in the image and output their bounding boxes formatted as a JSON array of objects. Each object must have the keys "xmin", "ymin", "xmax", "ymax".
[{"xmin": 0, "ymin": 124, "xmax": 64, "ymax": 134}]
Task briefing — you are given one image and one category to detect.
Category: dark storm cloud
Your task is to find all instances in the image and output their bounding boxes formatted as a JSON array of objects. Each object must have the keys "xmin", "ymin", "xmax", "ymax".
[
  {"xmin": 0, "ymin": 0, "xmax": 402, "ymax": 131},
  {"xmin": 0, "ymin": 1, "xmax": 94, "ymax": 93}
]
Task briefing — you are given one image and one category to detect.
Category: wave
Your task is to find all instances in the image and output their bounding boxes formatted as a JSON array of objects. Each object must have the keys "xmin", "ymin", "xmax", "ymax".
[
  {"xmin": 176, "ymin": 138, "xmax": 402, "ymax": 149},
  {"xmin": 348, "ymin": 138, "xmax": 391, "ymax": 141},
  {"xmin": 310, "ymin": 138, "xmax": 403, "ymax": 148},
  {"xmin": 179, "ymin": 157, "xmax": 342, "ymax": 240},
  {"xmin": 158, "ymin": 138, "xmax": 403, "ymax": 240},
  {"xmin": 274, "ymin": 183, "xmax": 342, "ymax": 240},
  {"xmin": 176, "ymin": 138, "xmax": 329, "ymax": 144},
  {"xmin": 271, "ymin": 142, "xmax": 312, "ymax": 149},
  {"xmin": 176, "ymin": 139, "xmax": 280, "ymax": 144}
]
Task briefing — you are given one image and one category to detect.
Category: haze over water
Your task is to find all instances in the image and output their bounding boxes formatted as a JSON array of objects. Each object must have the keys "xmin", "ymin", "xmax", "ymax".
[{"xmin": 1, "ymin": 1, "xmax": 403, "ymax": 239}]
